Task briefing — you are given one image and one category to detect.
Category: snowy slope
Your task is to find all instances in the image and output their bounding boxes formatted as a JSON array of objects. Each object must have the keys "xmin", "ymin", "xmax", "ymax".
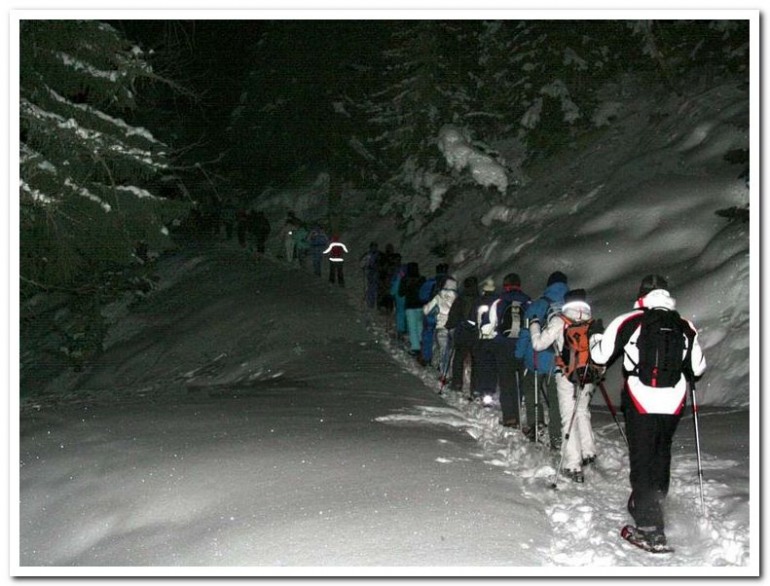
[{"xmin": 332, "ymin": 77, "xmax": 752, "ymax": 408}]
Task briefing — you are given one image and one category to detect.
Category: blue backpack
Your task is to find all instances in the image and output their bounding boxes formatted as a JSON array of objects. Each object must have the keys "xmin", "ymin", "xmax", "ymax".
[
  {"xmin": 515, "ymin": 295, "xmax": 562, "ymax": 374},
  {"xmin": 419, "ymin": 277, "xmax": 438, "ymax": 304}
]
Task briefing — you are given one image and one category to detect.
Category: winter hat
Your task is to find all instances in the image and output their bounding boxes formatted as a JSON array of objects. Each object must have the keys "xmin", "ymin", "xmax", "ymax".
[
  {"xmin": 436, "ymin": 263, "xmax": 449, "ymax": 275},
  {"xmin": 463, "ymin": 276, "xmax": 479, "ymax": 294},
  {"xmin": 547, "ymin": 271, "xmax": 568, "ymax": 286},
  {"xmin": 481, "ymin": 278, "xmax": 496, "ymax": 293},
  {"xmin": 563, "ymin": 288, "xmax": 587, "ymax": 305},
  {"xmin": 443, "ymin": 277, "xmax": 458, "ymax": 292},
  {"xmin": 638, "ymin": 274, "xmax": 669, "ymax": 297},
  {"xmin": 503, "ymin": 273, "xmax": 521, "ymax": 288}
]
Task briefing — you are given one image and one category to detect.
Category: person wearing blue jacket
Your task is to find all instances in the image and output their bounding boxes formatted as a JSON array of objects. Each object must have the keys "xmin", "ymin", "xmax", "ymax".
[
  {"xmin": 308, "ymin": 224, "xmax": 329, "ymax": 277},
  {"xmin": 515, "ymin": 271, "xmax": 568, "ymax": 448}
]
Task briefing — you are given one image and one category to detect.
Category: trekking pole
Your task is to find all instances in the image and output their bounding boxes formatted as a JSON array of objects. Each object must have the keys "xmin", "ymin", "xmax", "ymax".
[
  {"xmin": 515, "ymin": 369, "xmax": 523, "ymax": 428},
  {"xmin": 689, "ymin": 376, "xmax": 706, "ymax": 517},
  {"xmin": 533, "ymin": 371, "xmax": 540, "ymax": 445},
  {"xmin": 550, "ymin": 384, "xmax": 585, "ymax": 489},
  {"xmin": 597, "ymin": 380, "xmax": 629, "ymax": 448}
]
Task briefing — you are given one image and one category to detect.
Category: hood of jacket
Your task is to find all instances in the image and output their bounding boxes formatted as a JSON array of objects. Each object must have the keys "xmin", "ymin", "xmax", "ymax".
[
  {"xmin": 634, "ymin": 288, "xmax": 677, "ymax": 310},
  {"xmin": 542, "ymin": 281, "xmax": 569, "ymax": 303}
]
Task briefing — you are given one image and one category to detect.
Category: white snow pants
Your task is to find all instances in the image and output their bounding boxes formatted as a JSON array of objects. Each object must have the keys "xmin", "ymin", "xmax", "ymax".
[{"xmin": 555, "ymin": 373, "xmax": 596, "ymax": 471}]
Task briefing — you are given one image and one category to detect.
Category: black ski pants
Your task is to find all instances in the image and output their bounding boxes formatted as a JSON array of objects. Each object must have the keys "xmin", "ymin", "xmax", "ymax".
[
  {"xmin": 450, "ymin": 324, "xmax": 477, "ymax": 393},
  {"xmin": 328, "ymin": 262, "xmax": 345, "ymax": 286},
  {"xmin": 521, "ymin": 370, "xmax": 561, "ymax": 446},
  {"xmin": 472, "ymin": 339, "xmax": 496, "ymax": 399},
  {"xmin": 492, "ymin": 337, "xmax": 523, "ymax": 423},
  {"xmin": 623, "ymin": 393, "xmax": 681, "ymax": 531}
]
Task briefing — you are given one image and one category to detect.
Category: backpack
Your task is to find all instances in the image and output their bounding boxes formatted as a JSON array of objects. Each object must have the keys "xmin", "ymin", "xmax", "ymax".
[
  {"xmin": 555, "ymin": 316, "xmax": 603, "ymax": 386},
  {"xmin": 419, "ymin": 277, "xmax": 438, "ymax": 304},
  {"xmin": 515, "ymin": 295, "xmax": 561, "ymax": 374},
  {"xmin": 477, "ymin": 301, "xmax": 497, "ymax": 340},
  {"xmin": 633, "ymin": 308, "xmax": 693, "ymax": 387},
  {"xmin": 498, "ymin": 299, "xmax": 526, "ymax": 338}
]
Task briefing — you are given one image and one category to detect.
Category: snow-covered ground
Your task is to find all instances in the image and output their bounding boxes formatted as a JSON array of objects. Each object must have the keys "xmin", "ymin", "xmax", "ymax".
[
  {"xmin": 14, "ymin": 69, "xmax": 756, "ymax": 575},
  {"xmin": 16, "ymin": 245, "xmax": 753, "ymax": 575}
]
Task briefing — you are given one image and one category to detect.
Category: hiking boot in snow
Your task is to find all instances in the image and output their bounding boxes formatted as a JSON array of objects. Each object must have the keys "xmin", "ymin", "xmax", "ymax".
[
  {"xmin": 582, "ymin": 455, "xmax": 596, "ymax": 467},
  {"xmin": 501, "ymin": 418, "xmax": 519, "ymax": 428},
  {"xmin": 563, "ymin": 469, "xmax": 584, "ymax": 483},
  {"xmin": 523, "ymin": 424, "xmax": 545, "ymax": 442},
  {"xmin": 637, "ymin": 526, "xmax": 667, "ymax": 547}
]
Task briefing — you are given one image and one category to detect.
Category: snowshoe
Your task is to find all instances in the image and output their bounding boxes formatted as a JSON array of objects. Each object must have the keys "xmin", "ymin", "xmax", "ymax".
[
  {"xmin": 562, "ymin": 469, "xmax": 584, "ymax": 484},
  {"xmin": 523, "ymin": 424, "xmax": 546, "ymax": 443},
  {"xmin": 620, "ymin": 525, "xmax": 674, "ymax": 554}
]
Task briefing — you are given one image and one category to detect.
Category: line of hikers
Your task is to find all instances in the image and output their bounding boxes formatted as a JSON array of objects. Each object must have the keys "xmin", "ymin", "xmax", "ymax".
[
  {"xmin": 381, "ymin": 262, "xmax": 706, "ymax": 552},
  {"xmin": 259, "ymin": 223, "xmax": 708, "ymax": 551}
]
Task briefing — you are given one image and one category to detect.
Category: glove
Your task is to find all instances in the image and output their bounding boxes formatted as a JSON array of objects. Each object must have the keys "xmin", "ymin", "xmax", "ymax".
[{"xmin": 588, "ymin": 319, "xmax": 604, "ymax": 337}]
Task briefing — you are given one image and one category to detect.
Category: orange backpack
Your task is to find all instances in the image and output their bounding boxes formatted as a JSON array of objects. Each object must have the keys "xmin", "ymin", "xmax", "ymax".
[{"xmin": 555, "ymin": 316, "xmax": 602, "ymax": 386}]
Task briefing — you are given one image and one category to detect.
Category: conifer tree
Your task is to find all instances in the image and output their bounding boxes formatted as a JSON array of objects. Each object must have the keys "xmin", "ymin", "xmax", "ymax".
[{"xmin": 19, "ymin": 20, "xmax": 188, "ymax": 294}]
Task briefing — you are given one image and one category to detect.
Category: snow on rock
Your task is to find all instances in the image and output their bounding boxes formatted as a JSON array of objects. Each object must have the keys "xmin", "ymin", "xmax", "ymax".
[{"xmin": 437, "ymin": 124, "xmax": 508, "ymax": 194}]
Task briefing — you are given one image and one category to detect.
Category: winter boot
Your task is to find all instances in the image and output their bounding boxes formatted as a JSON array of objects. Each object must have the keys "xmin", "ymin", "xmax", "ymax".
[{"xmin": 562, "ymin": 468, "xmax": 584, "ymax": 483}]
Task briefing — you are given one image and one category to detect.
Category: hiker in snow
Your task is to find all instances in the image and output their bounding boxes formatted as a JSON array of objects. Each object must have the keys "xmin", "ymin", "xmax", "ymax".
[
  {"xmin": 589, "ymin": 274, "xmax": 706, "ymax": 549},
  {"xmin": 376, "ymin": 243, "xmax": 399, "ymax": 313},
  {"xmin": 422, "ymin": 273, "xmax": 458, "ymax": 382},
  {"xmin": 419, "ymin": 264, "xmax": 450, "ymax": 366},
  {"xmin": 515, "ymin": 271, "xmax": 568, "ymax": 449},
  {"xmin": 445, "ymin": 276, "xmax": 480, "ymax": 394},
  {"xmin": 292, "ymin": 222, "xmax": 310, "ymax": 269},
  {"xmin": 283, "ymin": 211, "xmax": 301, "ymax": 262},
  {"xmin": 470, "ymin": 277, "xmax": 503, "ymax": 405},
  {"xmin": 250, "ymin": 211, "xmax": 271, "ymax": 260},
  {"xmin": 360, "ymin": 242, "xmax": 381, "ymax": 309},
  {"xmin": 489, "ymin": 273, "xmax": 531, "ymax": 427},
  {"xmin": 389, "ymin": 257, "xmax": 408, "ymax": 339},
  {"xmin": 323, "ymin": 234, "xmax": 349, "ymax": 286},
  {"xmin": 398, "ymin": 262, "xmax": 426, "ymax": 358},
  {"xmin": 529, "ymin": 288, "xmax": 600, "ymax": 484},
  {"xmin": 308, "ymin": 223, "xmax": 329, "ymax": 277}
]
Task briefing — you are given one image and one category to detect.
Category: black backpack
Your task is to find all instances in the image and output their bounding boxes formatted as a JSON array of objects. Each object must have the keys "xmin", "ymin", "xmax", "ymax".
[
  {"xmin": 498, "ymin": 299, "xmax": 526, "ymax": 338},
  {"xmin": 634, "ymin": 308, "xmax": 693, "ymax": 387}
]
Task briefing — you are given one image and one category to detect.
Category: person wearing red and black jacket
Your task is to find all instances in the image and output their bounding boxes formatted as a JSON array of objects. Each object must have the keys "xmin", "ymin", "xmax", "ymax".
[
  {"xmin": 589, "ymin": 274, "xmax": 706, "ymax": 549},
  {"xmin": 323, "ymin": 235, "xmax": 349, "ymax": 286}
]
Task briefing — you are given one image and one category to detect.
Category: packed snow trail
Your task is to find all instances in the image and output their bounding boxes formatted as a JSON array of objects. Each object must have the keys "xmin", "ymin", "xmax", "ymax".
[
  {"xmin": 18, "ymin": 243, "xmax": 750, "ymax": 573},
  {"xmin": 365, "ymin": 278, "xmax": 751, "ymax": 570}
]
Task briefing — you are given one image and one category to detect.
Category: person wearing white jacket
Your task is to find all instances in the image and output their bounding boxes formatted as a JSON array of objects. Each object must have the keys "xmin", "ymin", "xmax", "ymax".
[
  {"xmin": 589, "ymin": 274, "xmax": 706, "ymax": 549},
  {"xmin": 529, "ymin": 288, "xmax": 597, "ymax": 483},
  {"xmin": 423, "ymin": 276, "xmax": 458, "ymax": 375}
]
